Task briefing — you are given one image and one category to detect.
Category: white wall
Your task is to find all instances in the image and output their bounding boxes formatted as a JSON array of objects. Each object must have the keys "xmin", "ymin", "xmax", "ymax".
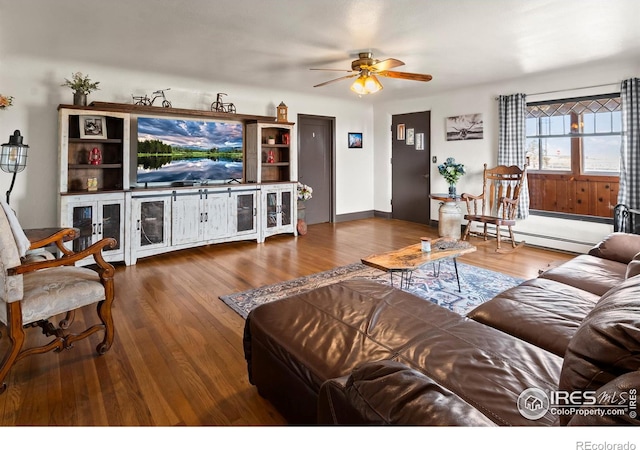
[
  {"xmin": 373, "ymin": 59, "xmax": 640, "ymax": 253},
  {"xmin": 0, "ymin": 55, "xmax": 374, "ymax": 228},
  {"xmin": 2, "ymin": 53, "xmax": 638, "ymax": 252}
]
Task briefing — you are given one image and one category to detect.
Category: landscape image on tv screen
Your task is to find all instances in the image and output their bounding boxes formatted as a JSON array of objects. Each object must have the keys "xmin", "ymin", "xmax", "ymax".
[{"xmin": 136, "ymin": 117, "xmax": 243, "ymax": 184}]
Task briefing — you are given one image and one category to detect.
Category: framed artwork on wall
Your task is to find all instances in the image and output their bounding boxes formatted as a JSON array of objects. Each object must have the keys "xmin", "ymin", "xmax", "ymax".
[
  {"xmin": 446, "ymin": 113, "xmax": 483, "ymax": 141},
  {"xmin": 397, "ymin": 124, "xmax": 405, "ymax": 140},
  {"xmin": 348, "ymin": 132, "xmax": 363, "ymax": 148},
  {"xmin": 416, "ymin": 133, "xmax": 424, "ymax": 150},
  {"xmin": 79, "ymin": 115, "xmax": 107, "ymax": 139},
  {"xmin": 406, "ymin": 128, "xmax": 415, "ymax": 145}
]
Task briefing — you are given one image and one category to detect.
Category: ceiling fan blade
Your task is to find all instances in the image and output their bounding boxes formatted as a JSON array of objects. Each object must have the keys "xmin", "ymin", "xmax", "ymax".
[
  {"xmin": 313, "ymin": 73, "xmax": 359, "ymax": 88},
  {"xmin": 369, "ymin": 58, "xmax": 404, "ymax": 72},
  {"xmin": 378, "ymin": 70, "xmax": 433, "ymax": 82},
  {"xmin": 310, "ymin": 68, "xmax": 357, "ymax": 73}
]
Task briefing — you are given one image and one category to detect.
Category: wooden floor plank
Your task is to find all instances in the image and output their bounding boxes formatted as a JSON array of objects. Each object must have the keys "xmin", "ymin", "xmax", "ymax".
[{"xmin": 0, "ymin": 218, "xmax": 575, "ymax": 425}]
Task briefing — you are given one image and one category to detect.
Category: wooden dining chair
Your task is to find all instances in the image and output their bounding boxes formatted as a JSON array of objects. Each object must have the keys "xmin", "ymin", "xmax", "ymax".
[{"xmin": 461, "ymin": 163, "xmax": 527, "ymax": 253}]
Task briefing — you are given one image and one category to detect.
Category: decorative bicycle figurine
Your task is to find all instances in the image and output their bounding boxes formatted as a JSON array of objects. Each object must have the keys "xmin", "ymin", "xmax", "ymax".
[
  {"xmin": 211, "ymin": 92, "xmax": 236, "ymax": 113},
  {"xmin": 132, "ymin": 88, "xmax": 172, "ymax": 108}
]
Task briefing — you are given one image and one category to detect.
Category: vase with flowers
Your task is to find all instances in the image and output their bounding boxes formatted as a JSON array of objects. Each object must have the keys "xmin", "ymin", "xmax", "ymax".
[
  {"xmin": 0, "ymin": 94, "xmax": 13, "ymax": 110},
  {"xmin": 61, "ymin": 72, "xmax": 100, "ymax": 106},
  {"xmin": 437, "ymin": 157, "xmax": 465, "ymax": 197},
  {"xmin": 296, "ymin": 182, "xmax": 313, "ymax": 235}
]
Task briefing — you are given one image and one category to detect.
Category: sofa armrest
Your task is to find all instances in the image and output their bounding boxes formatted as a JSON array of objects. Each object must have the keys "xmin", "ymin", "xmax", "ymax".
[
  {"xmin": 318, "ymin": 360, "xmax": 496, "ymax": 426},
  {"xmin": 567, "ymin": 371, "xmax": 640, "ymax": 426},
  {"xmin": 588, "ymin": 232, "xmax": 640, "ymax": 264}
]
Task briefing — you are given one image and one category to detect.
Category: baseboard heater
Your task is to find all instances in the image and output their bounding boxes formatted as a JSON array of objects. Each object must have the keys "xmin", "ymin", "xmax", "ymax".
[{"xmin": 475, "ymin": 224, "xmax": 596, "ymax": 247}]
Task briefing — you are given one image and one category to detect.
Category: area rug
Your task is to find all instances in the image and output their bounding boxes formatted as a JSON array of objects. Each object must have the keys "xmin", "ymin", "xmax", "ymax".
[{"xmin": 219, "ymin": 261, "xmax": 524, "ymax": 319}]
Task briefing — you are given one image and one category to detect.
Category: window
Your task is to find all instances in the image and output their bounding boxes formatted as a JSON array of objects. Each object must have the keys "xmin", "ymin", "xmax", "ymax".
[
  {"xmin": 525, "ymin": 93, "xmax": 621, "ymax": 219},
  {"xmin": 526, "ymin": 94, "xmax": 621, "ymax": 174}
]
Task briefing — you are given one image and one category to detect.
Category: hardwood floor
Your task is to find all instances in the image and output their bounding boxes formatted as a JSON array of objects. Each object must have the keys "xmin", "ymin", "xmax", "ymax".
[{"xmin": 0, "ymin": 218, "xmax": 575, "ymax": 426}]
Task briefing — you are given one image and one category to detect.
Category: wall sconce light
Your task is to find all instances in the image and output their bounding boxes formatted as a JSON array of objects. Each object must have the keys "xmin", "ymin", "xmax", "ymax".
[{"xmin": 1, "ymin": 130, "xmax": 29, "ymax": 205}]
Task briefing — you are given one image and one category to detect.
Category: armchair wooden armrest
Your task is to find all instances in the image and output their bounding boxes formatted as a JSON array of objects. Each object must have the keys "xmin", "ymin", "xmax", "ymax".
[
  {"xmin": 27, "ymin": 227, "xmax": 79, "ymax": 257},
  {"xmin": 9, "ymin": 238, "xmax": 116, "ymax": 279}
]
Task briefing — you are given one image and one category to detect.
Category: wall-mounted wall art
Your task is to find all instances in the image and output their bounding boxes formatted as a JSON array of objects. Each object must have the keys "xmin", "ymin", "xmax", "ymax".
[
  {"xmin": 397, "ymin": 124, "xmax": 405, "ymax": 140},
  {"xmin": 406, "ymin": 128, "xmax": 415, "ymax": 145},
  {"xmin": 446, "ymin": 113, "xmax": 483, "ymax": 141},
  {"xmin": 415, "ymin": 132, "xmax": 425, "ymax": 150},
  {"xmin": 348, "ymin": 132, "xmax": 363, "ymax": 148}
]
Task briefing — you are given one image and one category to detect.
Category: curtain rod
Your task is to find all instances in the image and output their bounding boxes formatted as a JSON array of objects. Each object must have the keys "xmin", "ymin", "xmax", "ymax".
[{"xmin": 495, "ymin": 82, "xmax": 620, "ymax": 100}]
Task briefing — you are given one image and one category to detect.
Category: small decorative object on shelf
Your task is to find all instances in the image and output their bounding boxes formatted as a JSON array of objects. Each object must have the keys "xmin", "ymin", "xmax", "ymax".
[
  {"xmin": 0, "ymin": 94, "xmax": 14, "ymax": 110},
  {"xmin": 296, "ymin": 182, "xmax": 313, "ymax": 236},
  {"xmin": 87, "ymin": 177, "xmax": 98, "ymax": 191},
  {"xmin": 89, "ymin": 147, "xmax": 102, "ymax": 165},
  {"xmin": 277, "ymin": 102, "xmax": 288, "ymax": 122},
  {"xmin": 267, "ymin": 136, "xmax": 276, "ymax": 145},
  {"xmin": 267, "ymin": 150, "xmax": 275, "ymax": 163},
  {"xmin": 211, "ymin": 92, "xmax": 236, "ymax": 113},
  {"xmin": 281, "ymin": 132, "xmax": 290, "ymax": 145},
  {"xmin": 438, "ymin": 157, "xmax": 465, "ymax": 197},
  {"xmin": 132, "ymin": 88, "xmax": 172, "ymax": 108},
  {"xmin": 61, "ymin": 72, "xmax": 100, "ymax": 106}
]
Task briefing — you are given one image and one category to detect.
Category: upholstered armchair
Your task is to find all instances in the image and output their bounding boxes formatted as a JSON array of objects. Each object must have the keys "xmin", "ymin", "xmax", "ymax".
[{"xmin": 0, "ymin": 200, "xmax": 116, "ymax": 394}]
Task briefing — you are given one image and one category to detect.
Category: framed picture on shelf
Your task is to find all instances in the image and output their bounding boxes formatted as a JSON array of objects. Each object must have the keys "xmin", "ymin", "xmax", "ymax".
[
  {"xmin": 79, "ymin": 115, "xmax": 107, "ymax": 139},
  {"xmin": 348, "ymin": 132, "xmax": 363, "ymax": 149}
]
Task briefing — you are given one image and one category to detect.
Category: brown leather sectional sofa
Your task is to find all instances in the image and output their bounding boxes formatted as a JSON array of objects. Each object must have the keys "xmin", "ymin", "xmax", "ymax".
[{"xmin": 243, "ymin": 232, "xmax": 640, "ymax": 425}]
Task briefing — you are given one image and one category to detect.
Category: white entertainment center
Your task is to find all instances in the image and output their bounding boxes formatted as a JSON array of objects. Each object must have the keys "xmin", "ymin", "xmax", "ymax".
[{"xmin": 57, "ymin": 103, "xmax": 297, "ymax": 266}]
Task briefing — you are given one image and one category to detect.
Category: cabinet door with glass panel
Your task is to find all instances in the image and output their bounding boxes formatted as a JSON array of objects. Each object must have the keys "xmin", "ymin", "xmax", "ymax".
[
  {"xmin": 229, "ymin": 189, "xmax": 258, "ymax": 238},
  {"xmin": 131, "ymin": 195, "xmax": 172, "ymax": 260},
  {"xmin": 60, "ymin": 193, "xmax": 125, "ymax": 265},
  {"xmin": 262, "ymin": 184, "xmax": 295, "ymax": 239}
]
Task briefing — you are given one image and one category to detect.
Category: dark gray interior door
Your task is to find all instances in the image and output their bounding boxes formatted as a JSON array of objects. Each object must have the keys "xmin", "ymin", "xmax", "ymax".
[
  {"xmin": 391, "ymin": 111, "xmax": 431, "ymax": 224},
  {"xmin": 298, "ymin": 115, "xmax": 333, "ymax": 225}
]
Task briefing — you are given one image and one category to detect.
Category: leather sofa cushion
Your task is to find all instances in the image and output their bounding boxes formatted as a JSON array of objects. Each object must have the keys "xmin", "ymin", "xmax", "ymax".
[
  {"xmin": 467, "ymin": 278, "xmax": 599, "ymax": 357},
  {"xmin": 626, "ymin": 252, "xmax": 640, "ymax": 279},
  {"xmin": 559, "ymin": 275, "xmax": 640, "ymax": 425},
  {"xmin": 538, "ymin": 254, "xmax": 626, "ymax": 296},
  {"xmin": 587, "ymin": 232, "xmax": 640, "ymax": 264},
  {"xmin": 246, "ymin": 279, "xmax": 562, "ymax": 426}
]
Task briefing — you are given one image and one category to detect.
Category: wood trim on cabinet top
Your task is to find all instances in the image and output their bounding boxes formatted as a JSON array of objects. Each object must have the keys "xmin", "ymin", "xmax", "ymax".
[{"xmin": 58, "ymin": 102, "xmax": 294, "ymax": 125}]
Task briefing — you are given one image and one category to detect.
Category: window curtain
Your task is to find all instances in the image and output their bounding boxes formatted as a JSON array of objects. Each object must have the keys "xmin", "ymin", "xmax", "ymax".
[
  {"xmin": 618, "ymin": 78, "xmax": 640, "ymax": 229},
  {"xmin": 497, "ymin": 93, "xmax": 529, "ymax": 219}
]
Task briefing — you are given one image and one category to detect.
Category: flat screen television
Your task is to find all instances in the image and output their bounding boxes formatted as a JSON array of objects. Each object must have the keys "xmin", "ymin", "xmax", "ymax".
[{"xmin": 136, "ymin": 117, "xmax": 243, "ymax": 185}]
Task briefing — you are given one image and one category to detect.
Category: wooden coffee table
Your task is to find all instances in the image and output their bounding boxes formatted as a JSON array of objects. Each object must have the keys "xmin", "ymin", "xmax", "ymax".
[{"xmin": 361, "ymin": 238, "xmax": 477, "ymax": 291}]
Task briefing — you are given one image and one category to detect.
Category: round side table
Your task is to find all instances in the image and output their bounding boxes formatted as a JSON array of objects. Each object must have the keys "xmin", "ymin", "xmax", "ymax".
[{"xmin": 429, "ymin": 193, "xmax": 463, "ymax": 239}]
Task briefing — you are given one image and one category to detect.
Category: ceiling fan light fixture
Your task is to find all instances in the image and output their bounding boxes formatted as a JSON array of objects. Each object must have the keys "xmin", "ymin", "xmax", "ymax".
[
  {"xmin": 364, "ymin": 74, "xmax": 383, "ymax": 93},
  {"xmin": 350, "ymin": 75, "xmax": 367, "ymax": 95},
  {"xmin": 350, "ymin": 73, "xmax": 383, "ymax": 95}
]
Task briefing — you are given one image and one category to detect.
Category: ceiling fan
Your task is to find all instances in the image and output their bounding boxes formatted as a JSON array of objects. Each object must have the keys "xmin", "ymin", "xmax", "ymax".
[{"xmin": 311, "ymin": 52, "xmax": 432, "ymax": 95}]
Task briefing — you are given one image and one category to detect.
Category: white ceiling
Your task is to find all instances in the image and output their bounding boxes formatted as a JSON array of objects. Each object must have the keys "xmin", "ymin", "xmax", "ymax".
[{"xmin": 2, "ymin": 0, "xmax": 640, "ymax": 102}]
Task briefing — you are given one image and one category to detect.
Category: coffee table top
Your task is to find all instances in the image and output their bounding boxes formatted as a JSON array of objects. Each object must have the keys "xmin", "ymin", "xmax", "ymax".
[{"xmin": 361, "ymin": 238, "xmax": 476, "ymax": 272}]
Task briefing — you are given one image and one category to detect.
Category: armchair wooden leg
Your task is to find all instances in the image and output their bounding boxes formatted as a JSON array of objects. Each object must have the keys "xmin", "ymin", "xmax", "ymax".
[
  {"xmin": 483, "ymin": 223, "xmax": 488, "ymax": 241},
  {"xmin": 496, "ymin": 225, "xmax": 502, "ymax": 251},
  {"xmin": 95, "ymin": 280, "xmax": 115, "ymax": 355},
  {"xmin": 0, "ymin": 302, "xmax": 26, "ymax": 394}
]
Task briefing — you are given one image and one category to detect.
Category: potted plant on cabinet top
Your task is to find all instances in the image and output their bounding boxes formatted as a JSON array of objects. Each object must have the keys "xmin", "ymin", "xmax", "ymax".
[{"xmin": 61, "ymin": 72, "xmax": 100, "ymax": 106}]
